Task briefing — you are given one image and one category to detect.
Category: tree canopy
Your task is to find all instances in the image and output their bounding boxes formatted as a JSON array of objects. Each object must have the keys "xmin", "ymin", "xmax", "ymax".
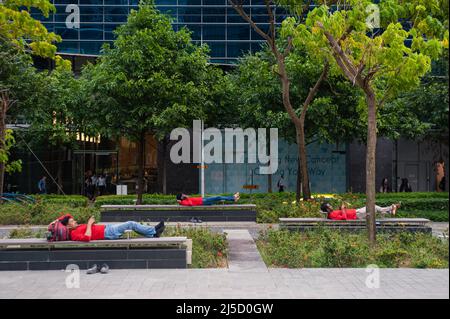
[
  {"xmin": 0, "ymin": 0, "xmax": 60, "ymax": 57},
  {"xmin": 83, "ymin": 0, "xmax": 222, "ymax": 200}
]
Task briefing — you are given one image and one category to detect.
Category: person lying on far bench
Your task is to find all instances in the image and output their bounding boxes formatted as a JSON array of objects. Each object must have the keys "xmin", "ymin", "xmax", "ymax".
[
  {"xmin": 176, "ymin": 192, "xmax": 240, "ymax": 206},
  {"xmin": 320, "ymin": 202, "xmax": 401, "ymax": 220},
  {"xmin": 54, "ymin": 215, "xmax": 165, "ymax": 242}
]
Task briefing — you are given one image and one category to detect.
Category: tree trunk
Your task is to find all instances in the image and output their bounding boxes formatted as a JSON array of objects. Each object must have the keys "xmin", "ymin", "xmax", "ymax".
[
  {"xmin": 136, "ymin": 132, "xmax": 146, "ymax": 205},
  {"xmin": 297, "ymin": 126, "xmax": 311, "ymax": 200},
  {"xmin": 267, "ymin": 140, "xmax": 272, "ymax": 193},
  {"xmin": 0, "ymin": 93, "xmax": 8, "ymax": 197},
  {"xmin": 365, "ymin": 87, "xmax": 378, "ymax": 246},
  {"xmin": 277, "ymin": 59, "xmax": 312, "ymax": 202},
  {"xmin": 56, "ymin": 147, "xmax": 64, "ymax": 195},
  {"xmin": 296, "ymin": 158, "xmax": 302, "ymax": 203},
  {"xmin": 0, "ymin": 112, "xmax": 6, "ymax": 196},
  {"xmin": 162, "ymin": 137, "xmax": 168, "ymax": 195}
]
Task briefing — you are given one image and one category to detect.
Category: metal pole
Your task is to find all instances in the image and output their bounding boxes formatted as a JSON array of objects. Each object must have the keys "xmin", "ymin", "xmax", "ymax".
[{"xmin": 201, "ymin": 120, "xmax": 205, "ymax": 197}]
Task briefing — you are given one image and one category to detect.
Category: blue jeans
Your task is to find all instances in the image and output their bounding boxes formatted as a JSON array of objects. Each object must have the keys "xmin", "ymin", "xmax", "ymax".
[
  {"xmin": 202, "ymin": 196, "xmax": 235, "ymax": 205},
  {"xmin": 104, "ymin": 221, "xmax": 156, "ymax": 240}
]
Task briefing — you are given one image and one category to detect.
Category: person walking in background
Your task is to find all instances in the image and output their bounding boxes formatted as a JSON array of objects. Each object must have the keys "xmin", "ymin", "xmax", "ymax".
[
  {"xmin": 91, "ymin": 174, "xmax": 99, "ymax": 198},
  {"xmin": 436, "ymin": 160, "xmax": 446, "ymax": 192},
  {"xmin": 97, "ymin": 175, "xmax": 107, "ymax": 196},
  {"xmin": 105, "ymin": 172, "xmax": 112, "ymax": 194},
  {"xmin": 38, "ymin": 176, "xmax": 47, "ymax": 194},
  {"xmin": 379, "ymin": 177, "xmax": 390, "ymax": 193},
  {"xmin": 277, "ymin": 175, "xmax": 286, "ymax": 192},
  {"xmin": 399, "ymin": 178, "xmax": 412, "ymax": 192},
  {"xmin": 85, "ymin": 177, "xmax": 94, "ymax": 200}
]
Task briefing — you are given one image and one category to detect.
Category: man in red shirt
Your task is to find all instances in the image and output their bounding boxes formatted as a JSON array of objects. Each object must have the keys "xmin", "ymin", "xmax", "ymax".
[
  {"xmin": 320, "ymin": 202, "xmax": 401, "ymax": 220},
  {"xmin": 176, "ymin": 192, "xmax": 240, "ymax": 206},
  {"xmin": 56, "ymin": 214, "xmax": 165, "ymax": 242}
]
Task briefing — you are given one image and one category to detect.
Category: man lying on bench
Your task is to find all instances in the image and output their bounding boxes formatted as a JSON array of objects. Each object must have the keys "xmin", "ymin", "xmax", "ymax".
[
  {"xmin": 176, "ymin": 192, "xmax": 240, "ymax": 206},
  {"xmin": 53, "ymin": 215, "xmax": 165, "ymax": 242},
  {"xmin": 320, "ymin": 202, "xmax": 401, "ymax": 220}
]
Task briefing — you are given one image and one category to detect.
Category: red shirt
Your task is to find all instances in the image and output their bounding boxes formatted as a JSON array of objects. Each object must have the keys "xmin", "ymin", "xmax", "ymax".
[
  {"xmin": 180, "ymin": 197, "xmax": 203, "ymax": 206},
  {"xmin": 69, "ymin": 224, "xmax": 105, "ymax": 242},
  {"xmin": 328, "ymin": 209, "xmax": 357, "ymax": 220}
]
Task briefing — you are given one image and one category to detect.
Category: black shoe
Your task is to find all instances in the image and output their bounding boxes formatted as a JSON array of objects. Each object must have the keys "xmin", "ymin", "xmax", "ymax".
[
  {"xmin": 155, "ymin": 223, "xmax": 165, "ymax": 238},
  {"xmin": 86, "ymin": 264, "xmax": 99, "ymax": 275},
  {"xmin": 155, "ymin": 221, "xmax": 165, "ymax": 231},
  {"xmin": 100, "ymin": 264, "xmax": 110, "ymax": 274}
]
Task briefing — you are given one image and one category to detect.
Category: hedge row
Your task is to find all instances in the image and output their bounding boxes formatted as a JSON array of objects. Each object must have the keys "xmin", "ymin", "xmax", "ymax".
[
  {"xmin": 395, "ymin": 210, "xmax": 449, "ymax": 222},
  {"xmin": 0, "ymin": 203, "xmax": 99, "ymax": 226},
  {"xmin": 257, "ymin": 229, "xmax": 449, "ymax": 268},
  {"xmin": 1, "ymin": 192, "xmax": 447, "ymax": 225},
  {"xmin": 32, "ymin": 195, "xmax": 88, "ymax": 207}
]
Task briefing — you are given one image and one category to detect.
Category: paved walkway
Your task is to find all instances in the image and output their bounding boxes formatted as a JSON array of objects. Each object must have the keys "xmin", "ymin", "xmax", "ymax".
[
  {"xmin": 226, "ymin": 230, "xmax": 268, "ymax": 272},
  {"xmin": 0, "ymin": 268, "xmax": 447, "ymax": 299}
]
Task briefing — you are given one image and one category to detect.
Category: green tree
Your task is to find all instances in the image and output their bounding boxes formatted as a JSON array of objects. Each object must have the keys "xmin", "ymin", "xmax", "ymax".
[
  {"xmin": 0, "ymin": 0, "xmax": 60, "ymax": 57},
  {"xmin": 25, "ymin": 57, "xmax": 91, "ymax": 194},
  {"xmin": 85, "ymin": 0, "xmax": 214, "ymax": 203},
  {"xmin": 1, "ymin": 0, "xmax": 60, "ymax": 196},
  {"xmin": 229, "ymin": 0, "xmax": 335, "ymax": 201},
  {"xmin": 229, "ymin": 45, "xmax": 364, "ymax": 194},
  {"xmin": 282, "ymin": 0, "xmax": 448, "ymax": 244},
  {"xmin": 0, "ymin": 40, "xmax": 41, "ymax": 196},
  {"xmin": 383, "ymin": 53, "xmax": 449, "ymax": 141}
]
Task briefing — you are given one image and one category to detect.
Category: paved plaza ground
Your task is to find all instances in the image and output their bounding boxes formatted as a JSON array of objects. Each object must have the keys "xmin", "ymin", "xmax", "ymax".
[
  {"xmin": 0, "ymin": 226, "xmax": 448, "ymax": 299},
  {"xmin": 0, "ymin": 268, "xmax": 448, "ymax": 299}
]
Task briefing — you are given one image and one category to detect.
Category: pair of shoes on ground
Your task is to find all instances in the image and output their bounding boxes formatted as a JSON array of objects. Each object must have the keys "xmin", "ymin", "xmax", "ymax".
[
  {"xmin": 87, "ymin": 264, "xmax": 109, "ymax": 275},
  {"xmin": 154, "ymin": 221, "xmax": 165, "ymax": 238},
  {"xmin": 190, "ymin": 217, "xmax": 203, "ymax": 224}
]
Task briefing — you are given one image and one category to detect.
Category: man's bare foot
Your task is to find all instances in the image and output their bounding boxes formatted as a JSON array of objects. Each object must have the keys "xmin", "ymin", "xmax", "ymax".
[
  {"xmin": 234, "ymin": 192, "xmax": 240, "ymax": 202},
  {"xmin": 391, "ymin": 203, "xmax": 401, "ymax": 216}
]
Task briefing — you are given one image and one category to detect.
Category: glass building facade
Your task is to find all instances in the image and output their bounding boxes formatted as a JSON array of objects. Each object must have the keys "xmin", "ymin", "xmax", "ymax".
[{"xmin": 32, "ymin": 0, "xmax": 289, "ymax": 64}]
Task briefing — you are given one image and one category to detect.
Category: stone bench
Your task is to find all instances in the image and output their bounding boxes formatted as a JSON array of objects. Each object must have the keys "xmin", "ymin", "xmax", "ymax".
[
  {"xmin": 0, "ymin": 237, "xmax": 192, "ymax": 271},
  {"xmin": 279, "ymin": 218, "xmax": 432, "ymax": 234},
  {"xmin": 100, "ymin": 204, "xmax": 257, "ymax": 222}
]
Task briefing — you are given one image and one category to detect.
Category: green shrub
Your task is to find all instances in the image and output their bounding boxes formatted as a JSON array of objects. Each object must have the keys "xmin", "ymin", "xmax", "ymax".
[
  {"xmin": 0, "ymin": 204, "xmax": 31, "ymax": 225},
  {"xmin": 3, "ymin": 192, "xmax": 445, "ymax": 226},
  {"xmin": 395, "ymin": 210, "xmax": 449, "ymax": 222},
  {"xmin": 9, "ymin": 228, "xmax": 46, "ymax": 239},
  {"xmin": 257, "ymin": 229, "xmax": 449, "ymax": 268},
  {"xmin": 94, "ymin": 194, "xmax": 176, "ymax": 207},
  {"xmin": 33, "ymin": 195, "xmax": 88, "ymax": 207},
  {"xmin": 0, "ymin": 203, "xmax": 100, "ymax": 225},
  {"xmin": 258, "ymin": 202, "xmax": 323, "ymax": 223},
  {"xmin": 342, "ymin": 192, "xmax": 449, "ymax": 199},
  {"xmin": 164, "ymin": 226, "xmax": 228, "ymax": 268}
]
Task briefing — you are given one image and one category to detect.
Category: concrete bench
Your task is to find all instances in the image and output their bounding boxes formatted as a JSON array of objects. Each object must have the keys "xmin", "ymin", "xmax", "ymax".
[
  {"xmin": 0, "ymin": 237, "xmax": 192, "ymax": 271},
  {"xmin": 279, "ymin": 218, "xmax": 432, "ymax": 234},
  {"xmin": 100, "ymin": 204, "xmax": 257, "ymax": 222}
]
